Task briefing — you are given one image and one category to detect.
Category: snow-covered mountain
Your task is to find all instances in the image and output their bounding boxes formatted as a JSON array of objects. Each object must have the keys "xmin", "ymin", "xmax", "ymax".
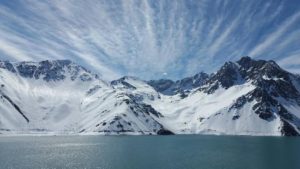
[
  {"xmin": 150, "ymin": 57, "xmax": 300, "ymax": 136},
  {"xmin": 0, "ymin": 60, "xmax": 172, "ymax": 135},
  {"xmin": 1, "ymin": 57, "xmax": 300, "ymax": 136},
  {"xmin": 148, "ymin": 72, "xmax": 209, "ymax": 97}
]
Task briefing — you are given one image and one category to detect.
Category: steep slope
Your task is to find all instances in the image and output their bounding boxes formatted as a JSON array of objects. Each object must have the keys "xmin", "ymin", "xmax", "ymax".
[
  {"xmin": 1, "ymin": 57, "xmax": 300, "ymax": 136},
  {"xmin": 0, "ymin": 60, "xmax": 105, "ymax": 133},
  {"xmin": 150, "ymin": 57, "xmax": 300, "ymax": 136},
  {"xmin": 79, "ymin": 89, "xmax": 171, "ymax": 135},
  {"xmin": 111, "ymin": 76, "xmax": 161, "ymax": 101},
  {"xmin": 0, "ymin": 60, "xmax": 171, "ymax": 135},
  {"xmin": 78, "ymin": 76, "xmax": 172, "ymax": 135}
]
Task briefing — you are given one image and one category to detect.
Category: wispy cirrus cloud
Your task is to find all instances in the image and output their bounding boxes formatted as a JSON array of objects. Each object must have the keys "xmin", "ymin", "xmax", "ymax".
[
  {"xmin": 249, "ymin": 11, "xmax": 300, "ymax": 58},
  {"xmin": 0, "ymin": 0, "xmax": 299, "ymax": 80}
]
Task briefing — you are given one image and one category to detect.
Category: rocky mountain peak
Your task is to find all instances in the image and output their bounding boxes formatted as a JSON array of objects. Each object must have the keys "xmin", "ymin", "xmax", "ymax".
[
  {"xmin": 201, "ymin": 57, "xmax": 296, "ymax": 94},
  {"xmin": 236, "ymin": 56, "xmax": 285, "ymax": 77},
  {"xmin": 237, "ymin": 56, "xmax": 266, "ymax": 69},
  {"xmin": 203, "ymin": 61, "xmax": 242, "ymax": 93},
  {"xmin": 147, "ymin": 72, "xmax": 209, "ymax": 96},
  {"xmin": 1, "ymin": 57, "xmax": 300, "ymax": 136},
  {"xmin": 147, "ymin": 79, "xmax": 174, "ymax": 93},
  {"xmin": 111, "ymin": 76, "xmax": 138, "ymax": 90}
]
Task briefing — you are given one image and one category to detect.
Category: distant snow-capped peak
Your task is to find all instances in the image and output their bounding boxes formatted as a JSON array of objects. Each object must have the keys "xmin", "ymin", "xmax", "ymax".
[
  {"xmin": 0, "ymin": 60, "xmax": 99, "ymax": 82},
  {"xmin": 1, "ymin": 57, "xmax": 300, "ymax": 136}
]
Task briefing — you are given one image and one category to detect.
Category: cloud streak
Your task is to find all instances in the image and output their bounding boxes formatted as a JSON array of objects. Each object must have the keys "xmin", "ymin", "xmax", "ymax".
[
  {"xmin": 249, "ymin": 11, "xmax": 300, "ymax": 58},
  {"xmin": 0, "ymin": 0, "xmax": 299, "ymax": 80}
]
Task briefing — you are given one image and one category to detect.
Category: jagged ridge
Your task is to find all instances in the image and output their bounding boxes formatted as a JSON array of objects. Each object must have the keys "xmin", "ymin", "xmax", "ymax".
[{"xmin": 0, "ymin": 57, "xmax": 300, "ymax": 136}]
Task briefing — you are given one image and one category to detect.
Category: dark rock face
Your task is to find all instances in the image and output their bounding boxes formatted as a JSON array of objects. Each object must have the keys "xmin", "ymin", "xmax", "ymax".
[
  {"xmin": 17, "ymin": 64, "xmax": 37, "ymax": 78},
  {"xmin": 148, "ymin": 72, "xmax": 209, "ymax": 95},
  {"xmin": 200, "ymin": 56, "xmax": 300, "ymax": 102},
  {"xmin": 176, "ymin": 72, "xmax": 210, "ymax": 90},
  {"xmin": 125, "ymin": 94, "xmax": 163, "ymax": 118},
  {"xmin": 201, "ymin": 56, "xmax": 299, "ymax": 95},
  {"xmin": 0, "ymin": 93, "xmax": 29, "ymax": 123},
  {"xmin": 111, "ymin": 77, "xmax": 137, "ymax": 90},
  {"xmin": 232, "ymin": 115, "xmax": 240, "ymax": 120},
  {"xmin": 250, "ymin": 88, "xmax": 278, "ymax": 121},
  {"xmin": 86, "ymin": 85, "xmax": 101, "ymax": 95},
  {"xmin": 157, "ymin": 129, "xmax": 174, "ymax": 135},
  {"xmin": 230, "ymin": 86, "xmax": 297, "ymax": 123},
  {"xmin": 237, "ymin": 56, "xmax": 289, "ymax": 82},
  {"xmin": 148, "ymin": 79, "xmax": 174, "ymax": 94},
  {"xmin": 206, "ymin": 57, "xmax": 300, "ymax": 135},
  {"xmin": 281, "ymin": 120, "xmax": 300, "ymax": 136},
  {"xmin": 229, "ymin": 95, "xmax": 248, "ymax": 111},
  {"xmin": 205, "ymin": 62, "xmax": 242, "ymax": 93},
  {"xmin": 92, "ymin": 91, "xmax": 169, "ymax": 134},
  {"xmin": 0, "ymin": 61, "xmax": 16, "ymax": 72},
  {"xmin": 237, "ymin": 56, "xmax": 266, "ymax": 71}
]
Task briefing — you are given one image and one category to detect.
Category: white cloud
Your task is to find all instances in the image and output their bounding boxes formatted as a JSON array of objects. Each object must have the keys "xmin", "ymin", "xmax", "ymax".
[
  {"xmin": 0, "ymin": 38, "xmax": 32, "ymax": 61},
  {"xmin": 278, "ymin": 53, "xmax": 300, "ymax": 67},
  {"xmin": 0, "ymin": 0, "xmax": 299, "ymax": 80},
  {"xmin": 249, "ymin": 12, "xmax": 300, "ymax": 57}
]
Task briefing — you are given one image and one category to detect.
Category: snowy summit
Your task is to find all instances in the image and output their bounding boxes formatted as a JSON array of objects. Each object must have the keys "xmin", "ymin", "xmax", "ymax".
[{"xmin": 0, "ymin": 57, "xmax": 300, "ymax": 136}]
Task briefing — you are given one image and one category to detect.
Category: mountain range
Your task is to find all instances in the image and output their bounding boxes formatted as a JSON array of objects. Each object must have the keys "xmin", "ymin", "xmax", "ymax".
[{"xmin": 0, "ymin": 56, "xmax": 299, "ymax": 136}]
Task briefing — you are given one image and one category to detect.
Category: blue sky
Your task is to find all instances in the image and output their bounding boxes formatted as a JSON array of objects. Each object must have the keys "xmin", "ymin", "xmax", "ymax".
[{"xmin": 0, "ymin": 0, "xmax": 299, "ymax": 80}]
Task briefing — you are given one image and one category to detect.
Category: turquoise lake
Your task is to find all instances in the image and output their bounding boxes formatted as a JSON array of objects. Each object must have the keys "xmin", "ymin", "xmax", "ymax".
[{"xmin": 0, "ymin": 135, "xmax": 299, "ymax": 169}]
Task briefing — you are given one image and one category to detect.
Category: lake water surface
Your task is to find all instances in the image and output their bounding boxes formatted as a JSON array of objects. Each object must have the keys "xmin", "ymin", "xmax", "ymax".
[{"xmin": 0, "ymin": 135, "xmax": 299, "ymax": 169}]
